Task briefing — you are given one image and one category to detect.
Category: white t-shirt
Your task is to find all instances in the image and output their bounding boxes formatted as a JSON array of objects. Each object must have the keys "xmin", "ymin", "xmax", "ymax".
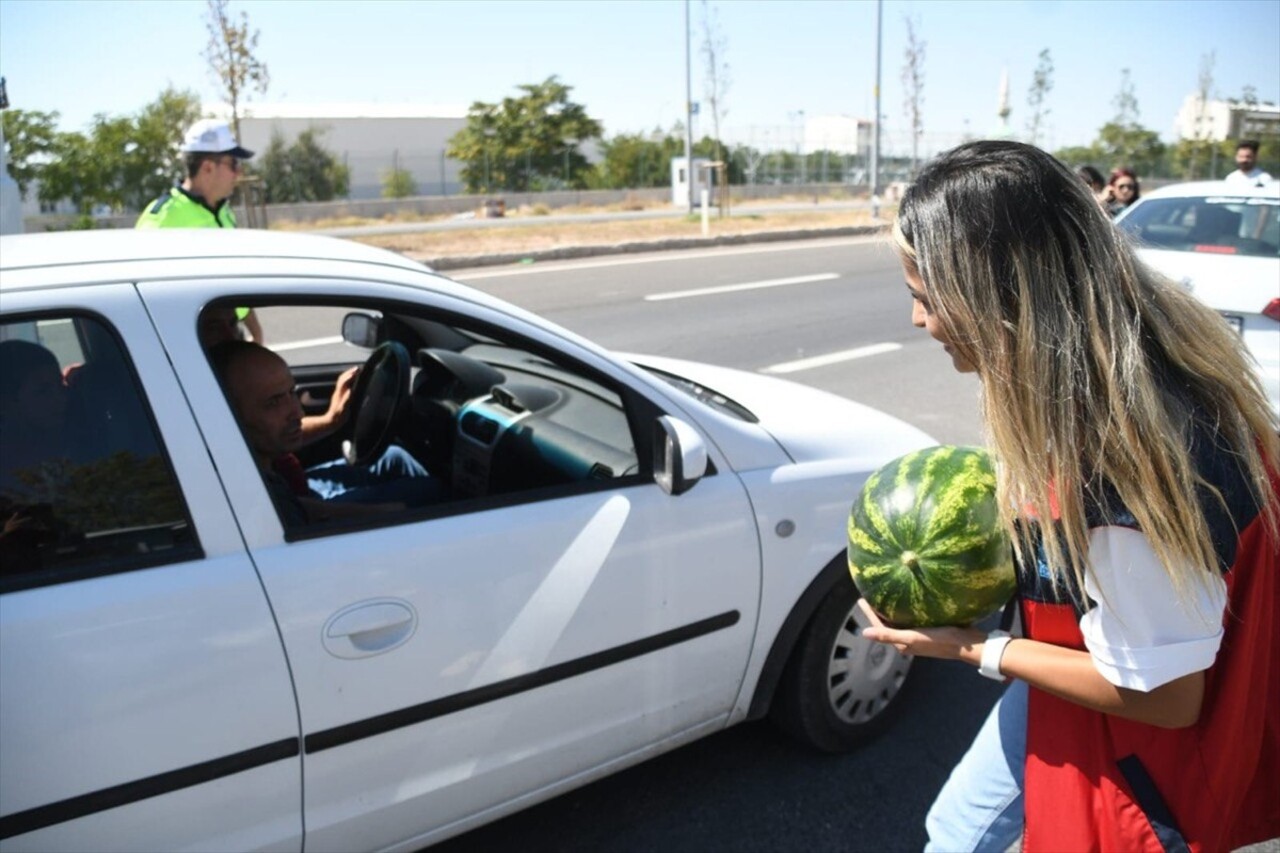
[
  {"xmin": 1224, "ymin": 168, "xmax": 1273, "ymax": 187},
  {"xmin": 1078, "ymin": 526, "xmax": 1226, "ymax": 692}
]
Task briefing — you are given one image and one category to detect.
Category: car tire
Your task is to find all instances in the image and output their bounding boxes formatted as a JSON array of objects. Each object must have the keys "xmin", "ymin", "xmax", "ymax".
[{"xmin": 770, "ymin": 576, "xmax": 914, "ymax": 753}]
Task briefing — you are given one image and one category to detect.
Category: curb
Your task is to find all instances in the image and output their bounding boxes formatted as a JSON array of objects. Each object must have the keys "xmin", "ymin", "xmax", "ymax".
[{"xmin": 405, "ymin": 223, "xmax": 889, "ymax": 271}]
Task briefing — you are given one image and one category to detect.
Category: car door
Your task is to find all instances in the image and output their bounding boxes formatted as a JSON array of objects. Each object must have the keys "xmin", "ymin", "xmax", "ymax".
[
  {"xmin": 142, "ymin": 273, "xmax": 763, "ymax": 852},
  {"xmin": 0, "ymin": 286, "xmax": 301, "ymax": 852}
]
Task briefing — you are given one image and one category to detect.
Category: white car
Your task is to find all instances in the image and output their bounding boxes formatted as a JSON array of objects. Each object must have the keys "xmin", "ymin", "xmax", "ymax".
[
  {"xmin": 1116, "ymin": 180, "xmax": 1280, "ymax": 416},
  {"xmin": 0, "ymin": 230, "xmax": 933, "ymax": 852}
]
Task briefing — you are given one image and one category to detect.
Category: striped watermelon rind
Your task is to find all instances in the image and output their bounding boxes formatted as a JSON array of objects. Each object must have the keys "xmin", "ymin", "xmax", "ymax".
[{"xmin": 847, "ymin": 445, "xmax": 1015, "ymax": 627}]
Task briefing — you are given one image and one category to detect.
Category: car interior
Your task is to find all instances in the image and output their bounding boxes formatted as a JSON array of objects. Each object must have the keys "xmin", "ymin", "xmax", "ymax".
[
  {"xmin": 0, "ymin": 314, "xmax": 196, "ymax": 589},
  {"xmin": 1121, "ymin": 195, "xmax": 1280, "ymax": 257},
  {"xmin": 204, "ymin": 300, "xmax": 652, "ymax": 531}
]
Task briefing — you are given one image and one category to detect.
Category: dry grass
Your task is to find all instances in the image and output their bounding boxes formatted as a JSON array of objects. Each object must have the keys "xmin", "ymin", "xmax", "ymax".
[{"xmin": 349, "ymin": 206, "xmax": 885, "ymax": 259}]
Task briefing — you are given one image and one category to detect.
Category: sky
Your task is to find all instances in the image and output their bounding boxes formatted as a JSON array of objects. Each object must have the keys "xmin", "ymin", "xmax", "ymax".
[{"xmin": 1, "ymin": 0, "xmax": 1278, "ymax": 153}]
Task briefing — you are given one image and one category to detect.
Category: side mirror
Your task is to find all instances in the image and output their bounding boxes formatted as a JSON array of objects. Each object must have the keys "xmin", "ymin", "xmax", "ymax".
[
  {"xmin": 342, "ymin": 312, "xmax": 381, "ymax": 348},
  {"xmin": 653, "ymin": 415, "xmax": 707, "ymax": 496}
]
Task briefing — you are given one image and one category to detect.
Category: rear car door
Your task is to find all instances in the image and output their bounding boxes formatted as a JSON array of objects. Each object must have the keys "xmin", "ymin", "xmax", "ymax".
[
  {"xmin": 0, "ymin": 285, "xmax": 301, "ymax": 852},
  {"xmin": 143, "ymin": 272, "xmax": 764, "ymax": 851}
]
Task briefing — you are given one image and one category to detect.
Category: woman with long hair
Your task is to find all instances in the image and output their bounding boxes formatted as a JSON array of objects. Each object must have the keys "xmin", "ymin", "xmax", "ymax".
[
  {"xmin": 1103, "ymin": 165, "xmax": 1141, "ymax": 216},
  {"xmin": 862, "ymin": 140, "xmax": 1280, "ymax": 852}
]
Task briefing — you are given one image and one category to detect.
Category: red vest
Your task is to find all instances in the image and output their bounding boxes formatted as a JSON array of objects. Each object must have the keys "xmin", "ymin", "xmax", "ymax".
[{"xmin": 1019, "ymin": 467, "xmax": 1280, "ymax": 852}]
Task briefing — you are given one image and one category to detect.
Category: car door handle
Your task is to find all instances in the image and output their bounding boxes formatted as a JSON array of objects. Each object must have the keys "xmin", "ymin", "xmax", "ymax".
[{"xmin": 322, "ymin": 599, "xmax": 418, "ymax": 659}]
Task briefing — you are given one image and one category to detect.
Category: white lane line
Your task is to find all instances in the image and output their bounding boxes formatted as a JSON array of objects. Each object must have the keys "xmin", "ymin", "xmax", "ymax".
[
  {"xmin": 450, "ymin": 234, "xmax": 883, "ymax": 280},
  {"xmin": 271, "ymin": 335, "xmax": 345, "ymax": 352},
  {"xmin": 762, "ymin": 342, "xmax": 903, "ymax": 374},
  {"xmin": 645, "ymin": 272, "xmax": 840, "ymax": 302}
]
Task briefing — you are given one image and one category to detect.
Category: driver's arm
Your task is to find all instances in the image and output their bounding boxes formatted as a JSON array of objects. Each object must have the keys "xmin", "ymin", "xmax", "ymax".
[{"xmin": 300, "ymin": 366, "xmax": 359, "ymax": 445}]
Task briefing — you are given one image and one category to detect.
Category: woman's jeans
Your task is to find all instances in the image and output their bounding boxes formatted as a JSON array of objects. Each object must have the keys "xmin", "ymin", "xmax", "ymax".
[{"xmin": 924, "ymin": 679, "xmax": 1027, "ymax": 852}]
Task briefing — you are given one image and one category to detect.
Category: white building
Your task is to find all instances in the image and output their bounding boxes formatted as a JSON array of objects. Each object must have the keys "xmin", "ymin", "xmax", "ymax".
[
  {"xmin": 803, "ymin": 115, "xmax": 872, "ymax": 157},
  {"xmin": 1173, "ymin": 95, "xmax": 1280, "ymax": 142},
  {"xmin": 211, "ymin": 102, "xmax": 470, "ymax": 199}
]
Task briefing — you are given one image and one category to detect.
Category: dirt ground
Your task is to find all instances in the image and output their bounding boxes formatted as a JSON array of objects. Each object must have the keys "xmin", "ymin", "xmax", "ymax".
[{"xmin": 347, "ymin": 206, "xmax": 885, "ymax": 257}]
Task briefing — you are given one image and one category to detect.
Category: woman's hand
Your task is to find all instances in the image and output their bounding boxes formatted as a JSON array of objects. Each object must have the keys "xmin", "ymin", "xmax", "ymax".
[{"xmin": 856, "ymin": 599, "xmax": 986, "ymax": 664}]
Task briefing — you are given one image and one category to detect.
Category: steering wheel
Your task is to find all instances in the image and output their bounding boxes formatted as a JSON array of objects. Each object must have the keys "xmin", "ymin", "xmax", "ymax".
[{"xmin": 342, "ymin": 341, "xmax": 411, "ymax": 467}]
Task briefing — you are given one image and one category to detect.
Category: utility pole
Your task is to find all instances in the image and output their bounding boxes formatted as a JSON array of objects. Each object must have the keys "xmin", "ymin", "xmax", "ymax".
[
  {"xmin": 684, "ymin": 0, "xmax": 694, "ymax": 213},
  {"xmin": 871, "ymin": 0, "xmax": 882, "ymax": 218}
]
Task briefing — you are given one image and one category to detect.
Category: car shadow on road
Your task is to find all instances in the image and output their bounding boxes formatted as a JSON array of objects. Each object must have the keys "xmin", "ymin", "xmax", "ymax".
[{"xmin": 431, "ymin": 659, "xmax": 1005, "ymax": 853}]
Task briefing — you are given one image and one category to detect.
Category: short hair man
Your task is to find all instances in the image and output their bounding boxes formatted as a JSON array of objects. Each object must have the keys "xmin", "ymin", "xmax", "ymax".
[
  {"xmin": 1224, "ymin": 140, "xmax": 1273, "ymax": 187},
  {"xmin": 137, "ymin": 119, "xmax": 264, "ymax": 342},
  {"xmin": 210, "ymin": 340, "xmax": 440, "ymax": 527}
]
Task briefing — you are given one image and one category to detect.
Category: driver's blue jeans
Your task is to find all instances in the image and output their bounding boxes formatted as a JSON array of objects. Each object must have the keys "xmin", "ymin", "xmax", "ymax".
[{"xmin": 306, "ymin": 445, "xmax": 445, "ymax": 507}]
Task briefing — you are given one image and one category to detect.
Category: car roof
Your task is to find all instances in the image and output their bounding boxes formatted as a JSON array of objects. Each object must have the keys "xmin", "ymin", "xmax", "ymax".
[
  {"xmin": 1139, "ymin": 180, "xmax": 1280, "ymax": 200},
  {"xmin": 0, "ymin": 228, "xmax": 430, "ymax": 275}
]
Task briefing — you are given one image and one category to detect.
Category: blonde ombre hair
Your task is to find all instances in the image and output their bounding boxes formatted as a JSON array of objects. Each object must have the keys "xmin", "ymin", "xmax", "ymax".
[{"xmin": 892, "ymin": 141, "xmax": 1278, "ymax": 601}]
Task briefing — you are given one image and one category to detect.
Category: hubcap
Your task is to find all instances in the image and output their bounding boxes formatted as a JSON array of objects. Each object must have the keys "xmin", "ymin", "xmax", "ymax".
[{"xmin": 826, "ymin": 601, "xmax": 912, "ymax": 725}]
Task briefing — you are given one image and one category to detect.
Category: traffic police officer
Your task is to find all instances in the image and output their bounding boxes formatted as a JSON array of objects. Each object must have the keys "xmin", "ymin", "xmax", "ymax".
[{"xmin": 137, "ymin": 119, "xmax": 263, "ymax": 340}]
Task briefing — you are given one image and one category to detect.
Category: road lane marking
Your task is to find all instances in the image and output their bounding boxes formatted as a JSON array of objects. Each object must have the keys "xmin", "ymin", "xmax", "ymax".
[
  {"xmin": 644, "ymin": 272, "xmax": 840, "ymax": 302},
  {"xmin": 271, "ymin": 335, "xmax": 345, "ymax": 352},
  {"xmin": 762, "ymin": 342, "xmax": 903, "ymax": 374},
  {"xmin": 450, "ymin": 235, "xmax": 883, "ymax": 280}
]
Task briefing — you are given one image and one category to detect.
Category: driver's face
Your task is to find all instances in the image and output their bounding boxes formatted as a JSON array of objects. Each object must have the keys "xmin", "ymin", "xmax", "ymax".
[{"xmin": 227, "ymin": 352, "xmax": 304, "ymax": 459}]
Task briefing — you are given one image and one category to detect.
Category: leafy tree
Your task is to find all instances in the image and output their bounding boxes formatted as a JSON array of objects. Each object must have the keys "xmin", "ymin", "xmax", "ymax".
[
  {"xmin": 203, "ymin": 0, "xmax": 269, "ymax": 141},
  {"xmin": 1094, "ymin": 69, "xmax": 1165, "ymax": 175},
  {"xmin": 447, "ymin": 76, "xmax": 603, "ymax": 193},
  {"xmin": 132, "ymin": 87, "xmax": 203, "ymax": 201},
  {"xmin": 1053, "ymin": 144, "xmax": 1103, "ymax": 168},
  {"xmin": 34, "ymin": 131, "xmax": 98, "ymax": 213},
  {"xmin": 900, "ymin": 15, "xmax": 926, "ymax": 176},
  {"xmin": 258, "ymin": 128, "xmax": 350, "ymax": 203},
  {"xmin": 1, "ymin": 109, "xmax": 60, "ymax": 198},
  {"xmin": 381, "ymin": 167, "xmax": 416, "ymax": 199},
  {"xmin": 1025, "ymin": 49, "xmax": 1054, "ymax": 146}
]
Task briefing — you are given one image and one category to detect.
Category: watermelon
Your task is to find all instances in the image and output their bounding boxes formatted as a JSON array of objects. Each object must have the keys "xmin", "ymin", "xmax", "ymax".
[{"xmin": 847, "ymin": 445, "xmax": 1015, "ymax": 628}]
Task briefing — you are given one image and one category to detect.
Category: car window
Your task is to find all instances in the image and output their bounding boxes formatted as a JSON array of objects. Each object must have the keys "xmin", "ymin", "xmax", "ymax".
[
  {"xmin": 0, "ymin": 314, "xmax": 199, "ymax": 593},
  {"xmin": 203, "ymin": 301, "xmax": 647, "ymax": 537},
  {"xmin": 1119, "ymin": 195, "xmax": 1280, "ymax": 258}
]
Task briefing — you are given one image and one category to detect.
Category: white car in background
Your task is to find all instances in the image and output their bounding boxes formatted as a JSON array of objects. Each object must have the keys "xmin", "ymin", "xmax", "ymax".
[
  {"xmin": 0, "ymin": 230, "xmax": 932, "ymax": 852},
  {"xmin": 1116, "ymin": 180, "xmax": 1280, "ymax": 417}
]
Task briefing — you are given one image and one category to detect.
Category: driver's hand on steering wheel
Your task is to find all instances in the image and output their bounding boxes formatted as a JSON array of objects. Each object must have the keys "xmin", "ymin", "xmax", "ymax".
[{"xmin": 300, "ymin": 366, "xmax": 361, "ymax": 444}]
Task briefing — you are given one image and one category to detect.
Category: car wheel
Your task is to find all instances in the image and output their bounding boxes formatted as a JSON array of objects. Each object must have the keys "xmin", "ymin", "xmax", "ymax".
[{"xmin": 770, "ymin": 576, "xmax": 914, "ymax": 753}]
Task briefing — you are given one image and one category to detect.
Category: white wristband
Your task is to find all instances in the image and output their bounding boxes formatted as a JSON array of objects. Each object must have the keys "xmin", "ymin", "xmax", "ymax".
[{"xmin": 978, "ymin": 630, "xmax": 1013, "ymax": 681}]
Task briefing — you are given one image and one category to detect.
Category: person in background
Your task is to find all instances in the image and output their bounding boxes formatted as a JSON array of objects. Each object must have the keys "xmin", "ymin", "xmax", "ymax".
[
  {"xmin": 137, "ymin": 119, "xmax": 264, "ymax": 343},
  {"xmin": 1224, "ymin": 139, "xmax": 1273, "ymax": 187},
  {"xmin": 1102, "ymin": 167, "xmax": 1140, "ymax": 217},
  {"xmin": 865, "ymin": 140, "xmax": 1279, "ymax": 852},
  {"xmin": 1074, "ymin": 165, "xmax": 1109, "ymax": 211}
]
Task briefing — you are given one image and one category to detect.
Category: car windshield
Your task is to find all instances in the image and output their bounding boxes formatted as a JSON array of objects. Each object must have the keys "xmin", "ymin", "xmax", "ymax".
[{"xmin": 1118, "ymin": 195, "xmax": 1280, "ymax": 258}]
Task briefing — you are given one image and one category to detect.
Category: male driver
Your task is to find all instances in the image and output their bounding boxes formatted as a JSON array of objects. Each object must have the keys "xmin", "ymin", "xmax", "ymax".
[
  {"xmin": 209, "ymin": 339, "xmax": 440, "ymax": 527},
  {"xmin": 1224, "ymin": 139, "xmax": 1273, "ymax": 187},
  {"xmin": 138, "ymin": 119, "xmax": 264, "ymax": 342}
]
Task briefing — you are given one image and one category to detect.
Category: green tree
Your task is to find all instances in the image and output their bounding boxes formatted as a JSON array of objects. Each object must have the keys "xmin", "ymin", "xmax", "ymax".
[
  {"xmin": 1093, "ymin": 69, "xmax": 1165, "ymax": 175},
  {"xmin": 381, "ymin": 166, "xmax": 416, "ymax": 199},
  {"xmin": 1025, "ymin": 49, "xmax": 1054, "ymax": 146},
  {"xmin": 35, "ymin": 130, "xmax": 98, "ymax": 213},
  {"xmin": 132, "ymin": 87, "xmax": 203, "ymax": 202},
  {"xmin": 1, "ymin": 109, "xmax": 60, "ymax": 199},
  {"xmin": 259, "ymin": 128, "xmax": 350, "ymax": 203},
  {"xmin": 447, "ymin": 76, "xmax": 603, "ymax": 193},
  {"xmin": 203, "ymin": 0, "xmax": 269, "ymax": 141}
]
